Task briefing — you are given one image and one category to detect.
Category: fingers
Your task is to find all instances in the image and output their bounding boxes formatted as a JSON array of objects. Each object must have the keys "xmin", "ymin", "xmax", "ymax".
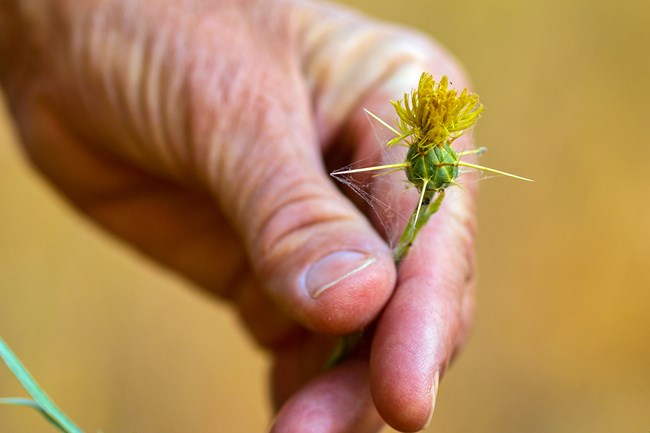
[
  {"xmin": 369, "ymin": 190, "xmax": 477, "ymax": 432},
  {"xmin": 269, "ymin": 333, "xmax": 335, "ymax": 410},
  {"xmin": 270, "ymin": 359, "xmax": 385, "ymax": 433}
]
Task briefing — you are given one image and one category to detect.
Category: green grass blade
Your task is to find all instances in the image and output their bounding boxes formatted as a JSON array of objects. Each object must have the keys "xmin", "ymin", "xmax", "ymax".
[
  {"xmin": 0, "ymin": 397, "xmax": 66, "ymax": 431},
  {"xmin": 0, "ymin": 337, "xmax": 85, "ymax": 433},
  {"xmin": 0, "ymin": 397, "xmax": 41, "ymax": 408}
]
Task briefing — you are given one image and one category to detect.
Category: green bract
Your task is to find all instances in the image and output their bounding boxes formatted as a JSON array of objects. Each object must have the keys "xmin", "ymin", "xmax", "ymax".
[{"xmin": 406, "ymin": 143, "xmax": 460, "ymax": 192}]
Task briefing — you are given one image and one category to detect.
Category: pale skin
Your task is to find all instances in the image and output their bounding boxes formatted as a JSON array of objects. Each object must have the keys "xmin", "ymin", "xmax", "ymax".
[{"xmin": 0, "ymin": 1, "xmax": 477, "ymax": 432}]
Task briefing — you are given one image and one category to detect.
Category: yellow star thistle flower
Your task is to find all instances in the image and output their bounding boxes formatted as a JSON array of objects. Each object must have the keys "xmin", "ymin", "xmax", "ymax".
[
  {"xmin": 387, "ymin": 72, "xmax": 484, "ymax": 152},
  {"xmin": 333, "ymin": 71, "xmax": 532, "ymax": 263},
  {"xmin": 327, "ymin": 72, "xmax": 532, "ymax": 367}
]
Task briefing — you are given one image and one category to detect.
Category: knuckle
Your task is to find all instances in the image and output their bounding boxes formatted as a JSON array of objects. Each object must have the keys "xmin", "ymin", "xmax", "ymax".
[{"xmin": 250, "ymin": 175, "xmax": 353, "ymax": 269}]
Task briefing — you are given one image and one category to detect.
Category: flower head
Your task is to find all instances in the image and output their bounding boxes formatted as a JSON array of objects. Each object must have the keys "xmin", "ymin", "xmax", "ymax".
[
  {"xmin": 388, "ymin": 72, "xmax": 484, "ymax": 152},
  {"xmin": 332, "ymin": 71, "xmax": 531, "ymax": 266}
]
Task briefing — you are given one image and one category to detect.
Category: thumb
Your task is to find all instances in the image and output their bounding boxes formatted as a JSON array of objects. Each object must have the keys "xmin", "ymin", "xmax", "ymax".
[
  {"xmin": 201, "ymin": 61, "xmax": 395, "ymax": 335},
  {"xmin": 218, "ymin": 125, "xmax": 396, "ymax": 335}
]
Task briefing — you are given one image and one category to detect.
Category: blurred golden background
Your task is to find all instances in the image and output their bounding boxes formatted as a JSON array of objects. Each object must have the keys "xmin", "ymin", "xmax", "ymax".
[{"xmin": 1, "ymin": 0, "xmax": 649, "ymax": 432}]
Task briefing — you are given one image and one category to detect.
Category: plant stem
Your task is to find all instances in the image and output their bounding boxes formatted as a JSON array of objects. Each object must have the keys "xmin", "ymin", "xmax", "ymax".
[
  {"xmin": 393, "ymin": 190, "xmax": 445, "ymax": 264},
  {"xmin": 326, "ymin": 190, "xmax": 446, "ymax": 367}
]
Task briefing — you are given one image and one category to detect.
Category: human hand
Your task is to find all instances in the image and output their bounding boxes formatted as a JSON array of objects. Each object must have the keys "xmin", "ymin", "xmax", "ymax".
[{"xmin": 0, "ymin": 0, "xmax": 477, "ymax": 431}]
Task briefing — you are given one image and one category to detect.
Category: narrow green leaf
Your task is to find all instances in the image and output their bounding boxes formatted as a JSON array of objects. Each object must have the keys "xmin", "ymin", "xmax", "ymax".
[
  {"xmin": 0, "ymin": 397, "xmax": 41, "ymax": 407},
  {"xmin": 0, "ymin": 337, "xmax": 85, "ymax": 433},
  {"xmin": 0, "ymin": 397, "xmax": 67, "ymax": 431}
]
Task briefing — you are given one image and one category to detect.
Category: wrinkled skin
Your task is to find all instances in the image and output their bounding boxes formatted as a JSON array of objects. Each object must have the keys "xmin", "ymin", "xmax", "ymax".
[{"xmin": 0, "ymin": 1, "xmax": 477, "ymax": 431}]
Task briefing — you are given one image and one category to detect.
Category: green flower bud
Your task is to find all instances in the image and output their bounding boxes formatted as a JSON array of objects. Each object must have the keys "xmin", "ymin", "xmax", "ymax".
[{"xmin": 405, "ymin": 143, "xmax": 459, "ymax": 191}]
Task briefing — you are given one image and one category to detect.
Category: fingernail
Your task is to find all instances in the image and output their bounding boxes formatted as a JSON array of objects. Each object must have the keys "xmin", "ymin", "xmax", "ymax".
[
  {"xmin": 305, "ymin": 251, "xmax": 376, "ymax": 298},
  {"xmin": 423, "ymin": 370, "xmax": 440, "ymax": 430}
]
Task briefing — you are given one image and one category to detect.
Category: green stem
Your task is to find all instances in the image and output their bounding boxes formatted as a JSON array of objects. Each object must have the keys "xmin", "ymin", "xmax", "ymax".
[
  {"xmin": 0, "ymin": 398, "xmax": 62, "ymax": 428},
  {"xmin": 326, "ymin": 190, "xmax": 446, "ymax": 367},
  {"xmin": 325, "ymin": 332, "xmax": 364, "ymax": 369},
  {"xmin": 393, "ymin": 190, "xmax": 446, "ymax": 263}
]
